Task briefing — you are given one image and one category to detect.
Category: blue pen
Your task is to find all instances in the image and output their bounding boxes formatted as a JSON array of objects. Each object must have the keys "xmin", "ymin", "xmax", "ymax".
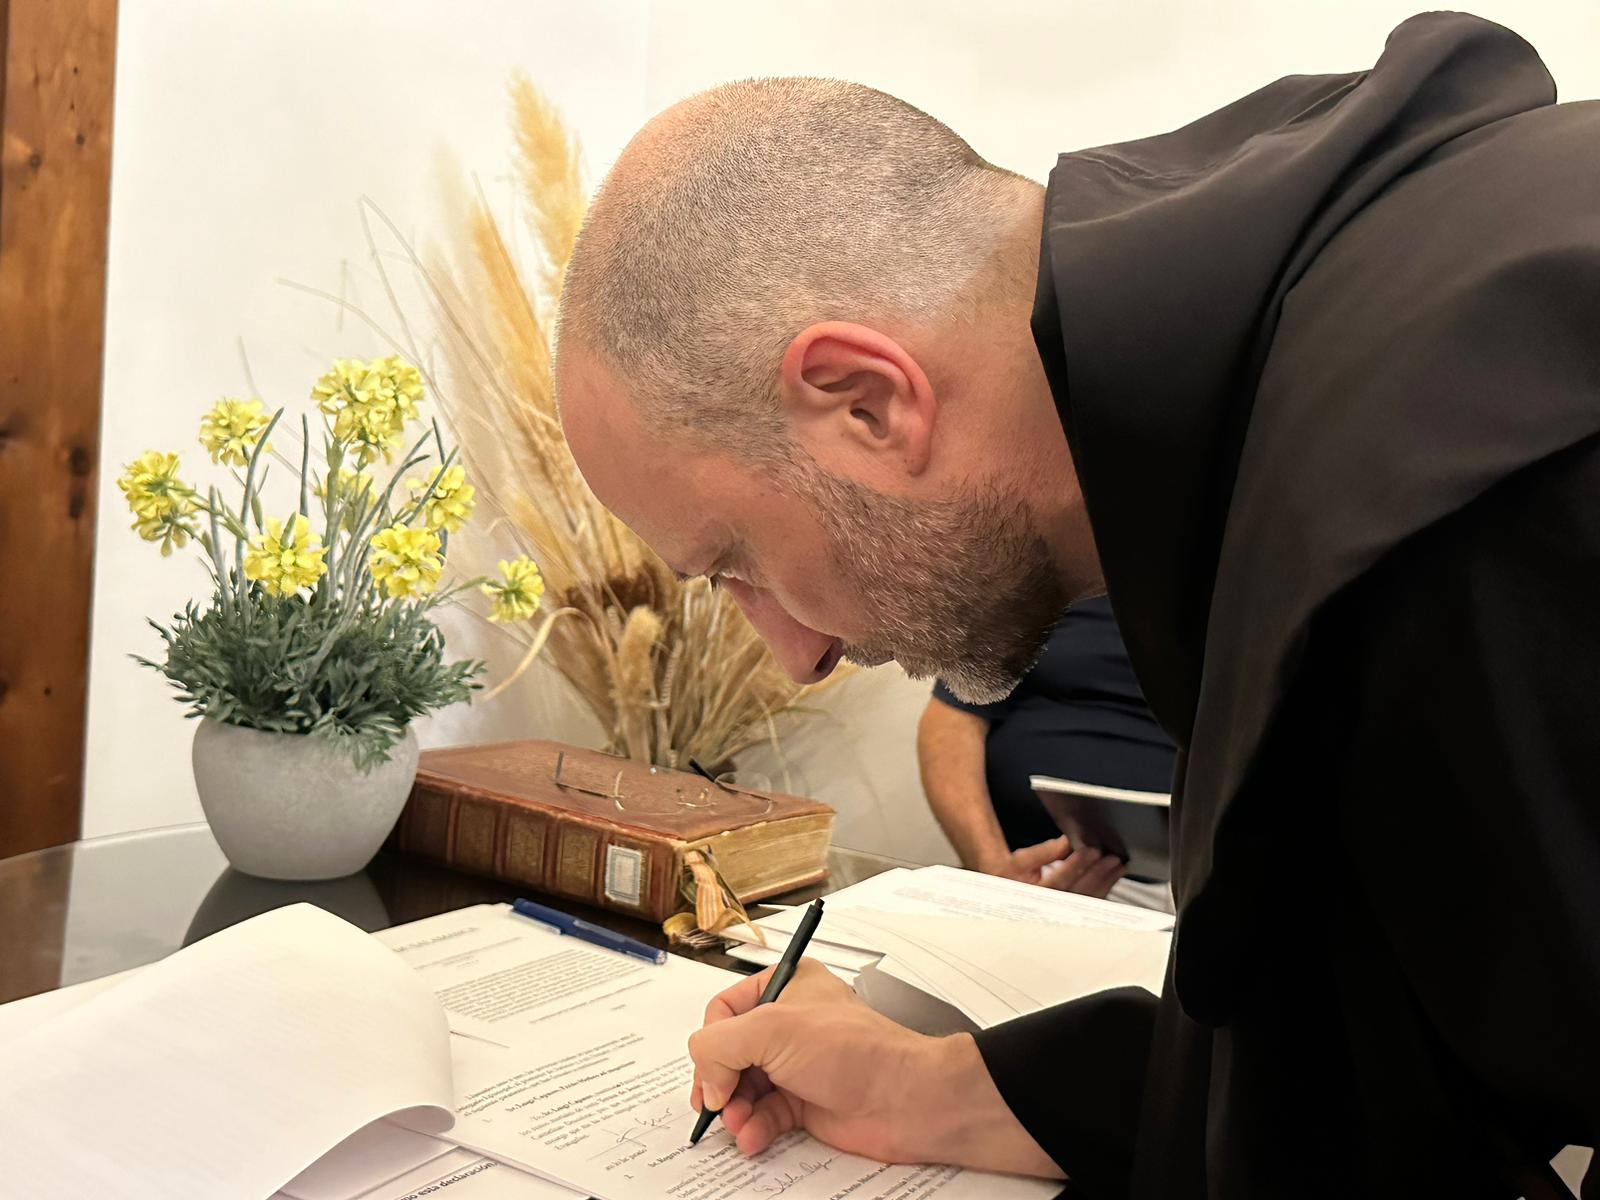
[{"xmin": 511, "ymin": 898, "xmax": 668, "ymax": 965}]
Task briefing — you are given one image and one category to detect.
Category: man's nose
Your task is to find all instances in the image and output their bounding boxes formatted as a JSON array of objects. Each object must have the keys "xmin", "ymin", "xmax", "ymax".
[{"xmin": 721, "ymin": 580, "xmax": 838, "ymax": 684}]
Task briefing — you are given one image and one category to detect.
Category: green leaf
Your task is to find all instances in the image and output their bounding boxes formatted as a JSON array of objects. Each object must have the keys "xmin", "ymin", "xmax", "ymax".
[{"xmin": 138, "ymin": 584, "xmax": 482, "ymax": 772}]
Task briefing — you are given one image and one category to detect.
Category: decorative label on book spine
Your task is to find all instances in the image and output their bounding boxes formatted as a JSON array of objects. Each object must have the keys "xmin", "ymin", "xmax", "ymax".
[{"xmin": 604, "ymin": 845, "xmax": 645, "ymax": 908}]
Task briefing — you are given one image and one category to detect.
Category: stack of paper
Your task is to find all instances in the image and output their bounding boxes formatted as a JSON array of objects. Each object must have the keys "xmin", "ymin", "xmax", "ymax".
[
  {"xmin": 0, "ymin": 904, "xmax": 574, "ymax": 1200},
  {"xmin": 725, "ymin": 865, "xmax": 1174, "ymax": 1032},
  {"xmin": 0, "ymin": 899, "xmax": 1061, "ymax": 1200}
]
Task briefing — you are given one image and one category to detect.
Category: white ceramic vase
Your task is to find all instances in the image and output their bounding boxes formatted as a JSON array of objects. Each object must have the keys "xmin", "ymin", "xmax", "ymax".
[{"xmin": 191, "ymin": 718, "xmax": 420, "ymax": 881}]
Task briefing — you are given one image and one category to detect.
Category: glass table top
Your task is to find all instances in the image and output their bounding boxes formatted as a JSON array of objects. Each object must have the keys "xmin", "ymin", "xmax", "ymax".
[{"xmin": 0, "ymin": 822, "xmax": 913, "ymax": 1005}]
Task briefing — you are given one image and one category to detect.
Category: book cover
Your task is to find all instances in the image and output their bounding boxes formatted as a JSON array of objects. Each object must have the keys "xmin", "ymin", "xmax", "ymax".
[{"xmin": 388, "ymin": 740, "xmax": 835, "ymax": 921}]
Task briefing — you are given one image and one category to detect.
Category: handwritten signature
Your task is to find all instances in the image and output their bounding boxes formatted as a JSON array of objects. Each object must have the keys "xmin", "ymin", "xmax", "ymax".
[
  {"xmin": 754, "ymin": 1156, "xmax": 839, "ymax": 1196},
  {"xmin": 587, "ymin": 1104, "xmax": 686, "ymax": 1160}
]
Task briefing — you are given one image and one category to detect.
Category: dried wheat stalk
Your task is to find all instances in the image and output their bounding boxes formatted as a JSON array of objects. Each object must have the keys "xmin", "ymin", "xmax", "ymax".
[{"xmin": 397, "ymin": 74, "xmax": 849, "ymax": 769}]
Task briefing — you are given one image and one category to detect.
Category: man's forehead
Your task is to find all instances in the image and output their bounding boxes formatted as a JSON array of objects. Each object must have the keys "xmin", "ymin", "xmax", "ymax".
[{"xmin": 558, "ymin": 350, "xmax": 723, "ymax": 573}]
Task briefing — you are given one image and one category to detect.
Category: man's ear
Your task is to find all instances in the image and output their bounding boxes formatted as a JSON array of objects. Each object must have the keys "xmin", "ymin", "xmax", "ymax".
[{"xmin": 778, "ymin": 322, "xmax": 936, "ymax": 479}]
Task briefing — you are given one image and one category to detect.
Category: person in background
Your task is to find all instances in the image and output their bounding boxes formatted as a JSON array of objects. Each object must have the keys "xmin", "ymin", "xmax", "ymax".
[{"xmin": 918, "ymin": 597, "xmax": 1176, "ymax": 900}]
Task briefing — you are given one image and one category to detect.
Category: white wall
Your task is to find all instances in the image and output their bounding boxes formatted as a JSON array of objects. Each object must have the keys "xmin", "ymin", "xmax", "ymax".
[
  {"xmin": 86, "ymin": 1, "xmax": 1600, "ymax": 867},
  {"xmin": 644, "ymin": 1, "xmax": 1600, "ymax": 176}
]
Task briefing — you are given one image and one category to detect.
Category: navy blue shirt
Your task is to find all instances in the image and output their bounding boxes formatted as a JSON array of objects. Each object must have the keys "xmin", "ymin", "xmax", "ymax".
[{"xmin": 932, "ymin": 597, "xmax": 1176, "ymax": 850}]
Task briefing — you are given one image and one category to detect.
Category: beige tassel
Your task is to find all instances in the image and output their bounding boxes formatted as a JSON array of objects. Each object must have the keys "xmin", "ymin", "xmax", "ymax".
[{"xmin": 673, "ymin": 847, "xmax": 765, "ymax": 947}]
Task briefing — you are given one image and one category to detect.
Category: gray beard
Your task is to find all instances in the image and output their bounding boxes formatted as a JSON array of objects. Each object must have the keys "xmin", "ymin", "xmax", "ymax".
[{"xmin": 794, "ymin": 462, "xmax": 1067, "ymax": 705}]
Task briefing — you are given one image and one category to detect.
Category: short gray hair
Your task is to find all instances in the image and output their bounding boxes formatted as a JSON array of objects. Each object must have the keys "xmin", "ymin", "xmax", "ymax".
[{"xmin": 558, "ymin": 77, "xmax": 1035, "ymax": 459}]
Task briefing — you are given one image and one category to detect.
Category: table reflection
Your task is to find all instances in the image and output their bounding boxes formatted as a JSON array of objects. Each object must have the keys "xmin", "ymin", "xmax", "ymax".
[{"xmin": 0, "ymin": 822, "xmax": 908, "ymax": 1004}]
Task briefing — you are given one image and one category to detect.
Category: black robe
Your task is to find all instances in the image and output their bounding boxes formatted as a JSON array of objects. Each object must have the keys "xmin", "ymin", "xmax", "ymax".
[{"xmin": 971, "ymin": 13, "xmax": 1600, "ymax": 1198}]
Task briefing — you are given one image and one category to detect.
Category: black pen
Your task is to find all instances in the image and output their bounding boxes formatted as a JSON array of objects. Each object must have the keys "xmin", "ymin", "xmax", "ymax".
[{"xmin": 688, "ymin": 897, "xmax": 826, "ymax": 1146}]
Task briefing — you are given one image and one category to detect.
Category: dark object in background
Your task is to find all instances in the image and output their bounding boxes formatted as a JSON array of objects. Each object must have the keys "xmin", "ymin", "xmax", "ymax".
[{"xmin": 1031, "ymin": 776, "xmax": 1171, "ymax": 881}]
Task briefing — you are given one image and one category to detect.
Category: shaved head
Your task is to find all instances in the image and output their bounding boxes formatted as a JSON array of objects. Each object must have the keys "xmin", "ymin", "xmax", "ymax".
[
  {"xmin": 558, "ymin": 77, "xmax": 1037, "ymax": 458},
  {"xmin": 556, "ymin": 77, "xmax": 1094, "ymax": 704}
]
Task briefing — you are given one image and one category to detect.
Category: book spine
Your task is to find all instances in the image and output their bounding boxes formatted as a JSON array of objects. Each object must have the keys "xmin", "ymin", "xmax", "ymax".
[{"xmin": 389, "ymin": 780, "xmax": 684, "ymax": 921}]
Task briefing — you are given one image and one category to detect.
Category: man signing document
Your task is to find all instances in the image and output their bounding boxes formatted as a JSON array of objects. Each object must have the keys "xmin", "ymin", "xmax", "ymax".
[{"xmin": 553, "ymin": 14, "xmax": 1600, "ymax": 1198}]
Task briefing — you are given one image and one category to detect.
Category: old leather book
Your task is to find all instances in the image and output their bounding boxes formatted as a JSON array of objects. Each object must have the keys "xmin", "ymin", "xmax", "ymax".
[{"xmin": 387, "ymin": 740, "xmax": 835, "ymax": 921}]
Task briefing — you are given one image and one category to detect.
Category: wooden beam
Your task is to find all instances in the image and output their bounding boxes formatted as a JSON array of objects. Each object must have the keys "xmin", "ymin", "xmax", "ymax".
[{"xmin": 0, "ymin": 0, "xmax": 119, "ymax": 857}]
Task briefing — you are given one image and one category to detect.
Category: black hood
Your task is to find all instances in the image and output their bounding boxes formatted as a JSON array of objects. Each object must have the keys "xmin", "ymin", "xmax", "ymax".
[{"xmin": 1035, "ymin": 11, "xmax": 1555, "ymax": 748}]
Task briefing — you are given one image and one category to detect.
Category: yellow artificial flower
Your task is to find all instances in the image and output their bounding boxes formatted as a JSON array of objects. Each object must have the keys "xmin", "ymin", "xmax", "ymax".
[
  {"xmin": 311, "ymin": 356, "xmax": 424, "ymax": 466},
  {"xmin": 407, "ymin": 464, "xmax": 475, "ymax": 533},
  {"xmin": 243, "ymin": 515, "xmax": 328, "ymax": 597},
  {"xmin": 118, "ymin": 451, "xmax": 198, "ymax": 554},
  {"xmin": 481, "ymin": 555, "xmax": 545, "ymax": 623},
  {"xmin": 198, "ymin": 397, "xmax": 272, "ymax": 466},
  {"xmin": 118, "ymin": 450, "xmax": 195, "ymax": 523},
  {"xmin": 368, "ymin": 524, "xmax": 443, "ymax": 599},
  {"xmin": 315, "ymin": 466, "xmax": 375, "ymax": 501},
  {"xmin": 135, "ymin": 513, "xmax": 196, "ymax": 558},
  {"xmin": 315, "ymin": 467, "xmax": 375, "ymax": 531}
]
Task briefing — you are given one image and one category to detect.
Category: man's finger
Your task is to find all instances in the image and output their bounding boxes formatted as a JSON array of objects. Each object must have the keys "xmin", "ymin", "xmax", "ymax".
[
  {"xmin": 1040, "ymin": 847, "xmax": 1102, "ymax": 890},
  {"xmin": 733, "ymin": 1088, "xmax": 802, "ymax": 1156},
  {"xmin": 1009, "ymin": 835, "xmax": 1072, "ymax": 874},
  {"xmin": 687, "ymin": 1005, "xmax": 782, "ymax": 1111},
  {"xmin": 719, "ymin": 1092, "xmax": 756, "ymax": 1137},
  {"xmin": 741, "ymin": 1066, "xmax": 773, "ymax": 1097},
  {"xmin": 690, "ymin": 1063, "xmax": 768, "ymax": 1130},
  {"xmin": 1079, "ymin": 854, "xmax": 1126, "ymax": 899},
  {"xmin": 718, "ymin": 1070, "xmax": 771, "ymax": 1137}
]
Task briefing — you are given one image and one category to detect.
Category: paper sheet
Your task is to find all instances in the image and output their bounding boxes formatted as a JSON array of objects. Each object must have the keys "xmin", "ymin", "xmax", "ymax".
[
  {"xmin": 850, "ymin": 964, "xmax": 979, "ymax": 1037},
  {"xmin": 849, "ymin": 911, "xmax": 1171, "ymax": 1028},
  {"xmin": 0, "ymin": 904, "xmax": 455, "ymax": 1200},
  {"xmin": 273, "ymin": 1149, "xmax": 573, "ymax": 1200},
  {"xmin": 729, "ymin": 935, "xmax": 880, "ymax": 972},
  {"xmin": 0, "ymin": 969, "xmax": 130, "ymax": 1039},
  {"xmin": 723, "ymin": 941, "xmax": 864, "ymax": 984},
  {"xmin": 722, "ymin": 867, "xmax": 913, "ymax": 954},
  {"xmin": 725, "ymin": 867, "xmax": 1171, "ymax": 1031},
  {"xmin": 749, "ymin": 865, "xmax": 1174, "ymax": 942},
  {"xmin": 278, "ymin": 1122, "xmax": 461, "ymax": 1200},
  {"xmin": 436, "ymin": 945, "xmax": 1059, "ymax": 1200},
  {"xmin": 301, "ymin": 1149, "xmax": 580, "ymax": 1200},
  {"xmin": 375, "ymin": 904, "xmax": 686, "ymax": 1048},
  {"xmin": 0, "ymin": 965, "xmax": 477, "ymax": 1200},
  {"xmin": 0, "ymin": 899, "xmax": 1065, "ymax": 1200}
]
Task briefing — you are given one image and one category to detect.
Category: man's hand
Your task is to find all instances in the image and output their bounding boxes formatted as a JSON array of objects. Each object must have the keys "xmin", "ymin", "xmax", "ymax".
[
  {"xmin": 917, "ymin": 700, "xmax": 1122, "ymax": 897},
  {"xmin": 687, "ymin": 960, "xmax": 1061, "ymax": 1178},
  {"xmin": 980, "ymin": 834, "xmax": 1125, "ymax": 897}
]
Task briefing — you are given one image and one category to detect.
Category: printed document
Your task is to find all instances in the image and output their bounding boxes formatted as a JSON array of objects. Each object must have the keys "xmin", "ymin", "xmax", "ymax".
[
  {"xmin": 0, "ymin": 904, "xmax": 456, "ymax": 1200},
  {"xmin": 380, "ymin": 905, "xmax": 1060, "ymax": 1200},
  {"xmin": 723, "ymin": 864, "xmax": 1172, "ymax": 1029},
  {"xmin": 0, "ymin": 900, "xmax": 1062, "ymax": 1200}
]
